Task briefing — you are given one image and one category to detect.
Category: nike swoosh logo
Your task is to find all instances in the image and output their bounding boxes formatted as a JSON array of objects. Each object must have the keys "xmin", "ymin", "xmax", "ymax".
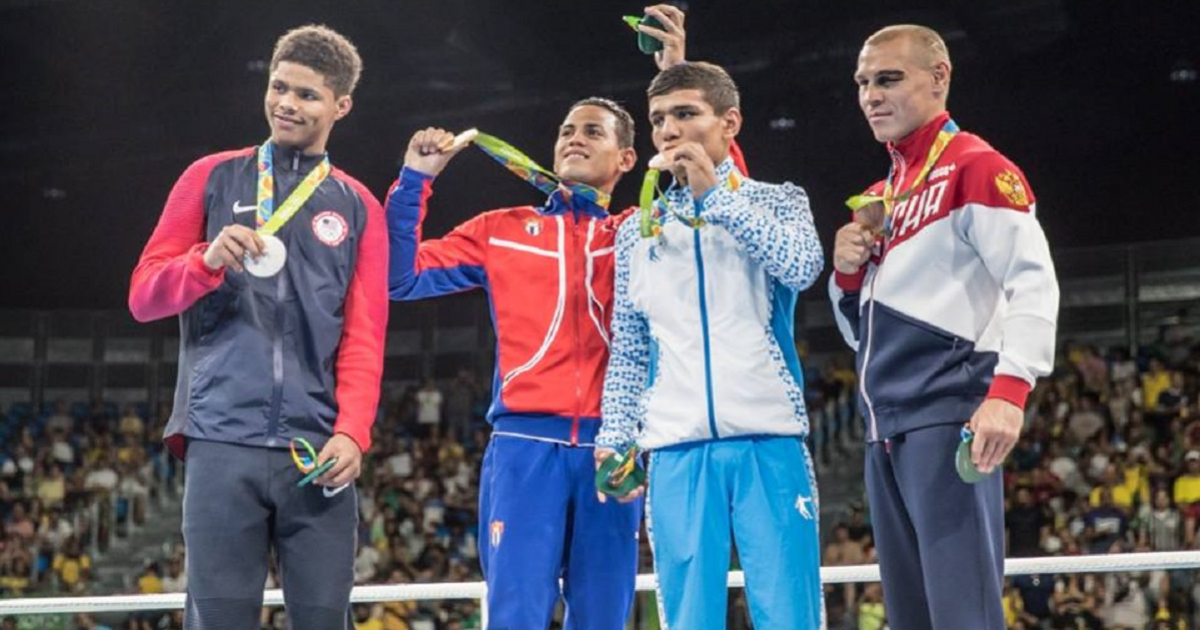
[
  {"xmin": 323, "ymin": 484, "xmax": 350, "ymax": 498},
  {"xmin": 232, "ymin": 201, "xmax": 257, "ymax": 214}
]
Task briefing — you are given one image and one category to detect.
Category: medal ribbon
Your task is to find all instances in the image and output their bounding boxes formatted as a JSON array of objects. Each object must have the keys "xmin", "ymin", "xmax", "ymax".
[
  {"xmin": 256, "ymin": 141, "xmax": 332, "ymax": 236},
  {"xmin": 472, "ymin": 132, "xmax": 611, "ymax": 210},
  {"xmin": 289, "ymin": 437, "xmax": 337, "ymax": 487},
  {"xmin": 639, "ymin": 165, "xmax": 742, "ymax": 238},
  {"xmin": 844, "ymin": 119, "xmax": 959, "ymax": 236}
]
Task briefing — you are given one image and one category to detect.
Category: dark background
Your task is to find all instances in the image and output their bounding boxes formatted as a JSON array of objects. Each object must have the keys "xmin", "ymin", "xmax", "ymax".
[{"xmin": 2, "ymin": 0, "xmax": 1197, "ymax": 309}]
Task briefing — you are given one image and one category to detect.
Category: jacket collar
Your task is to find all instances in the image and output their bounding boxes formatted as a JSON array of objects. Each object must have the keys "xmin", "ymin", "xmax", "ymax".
[
  {"xmin": 541, "ymin": 186, "xmax": 610, "ymax": 219},
  {"xmin": 887, "ymin": 111, "xmax": 951, "ymax": 171}
]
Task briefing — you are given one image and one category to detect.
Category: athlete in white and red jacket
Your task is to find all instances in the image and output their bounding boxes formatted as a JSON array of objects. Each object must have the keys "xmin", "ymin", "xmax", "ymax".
[{"xmin": 830, "ymin": 25, "xmax": 1059, "ymax": 630}]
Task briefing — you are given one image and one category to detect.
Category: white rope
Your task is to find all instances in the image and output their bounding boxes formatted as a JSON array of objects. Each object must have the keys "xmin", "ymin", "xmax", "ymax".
[{"xmin": 3, "ymin": 551, "xmax": 1198, "ymax": 616}]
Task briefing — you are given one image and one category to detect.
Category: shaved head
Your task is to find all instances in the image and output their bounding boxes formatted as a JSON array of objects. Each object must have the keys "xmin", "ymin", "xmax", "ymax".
[{"xmin": 865, "ymin": 25, "xmax": 951, "ymax": 70}]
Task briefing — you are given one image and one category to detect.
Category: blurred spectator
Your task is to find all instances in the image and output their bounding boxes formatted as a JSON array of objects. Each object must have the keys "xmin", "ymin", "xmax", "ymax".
[
  {"xmin": 444, "ymin": 370, "xmax": 478, "ymax": 443},
  {"xmin": 1012, "ymin": 572, "xmax": 1057, "ymax": 622},
  {"xmin": 6, "ymin": 502, "xmax": 36, "ymax": 545},
  {"xmin": 1050, "ymin": 574, "xmax": 1102, "ymax": 629},
  {"xmin": 1139, "ymin": 487, "xmax": 1183, "ymax": 552},
  {"xmin": 1003, "ymin": 582, "xmax": 1040, "ymax": 629},
  {"xmin": 46, "ymin": 399, "xmax": 74, "ymax": 435},
  {"xmin": 0, "ymin": 555, "xmax": 31, "ymax": 596},
  {"xmin": 353, "ymin": 603, "xmax": 385, "ymax": 630},
  {"xmin": 857, "ymin": 582, "xmax": 886, "ymax": 630},
  {"xmin": 72, "ymin": 613, "xmax": 114, "ymax": 630},
  {"xmin": 1084, "ymin": 489, "xmax": 1129, "ymax": 554},
  {"xmin": 1176, "ymin": 450, "xmax": 1200, "ymax": 546},
  {"xmin": 118, "ymin": 405, "xmax": 146, "ymax": 444},
  {"xmin": 161, "ymin": 557, "xmax": 186, "ymax": 593},
  {"xmin": 1006, "ymin": 485, "xmax": 1051, "ymax": 558},
  {"xmin": 1088, "ymin": 463, "xmax": 1137, "ymax": 511},
  {"xmin": 415, "ymin": 379, "xmax": 443, "ymax": 439},
  {"xmin": 36, "ymin": 462, "xmax": 67, "ymax": 509},
  {"xmin": 136, "ymin": 561, "xmax": 163, "ymax": 594},
  {"xmin": 84, "ymin": 454, "xmax": 119, "ymax": 494},
  {"xmin": 52, "ymin": 535, "xmax": 91, "ymax": 593},
  {"xmin": 1068, "ymin": 394, "xmax": 1106, "ymax": 445},
  {"xmin": 823, "ymin": 523, "xmax": 865, "ymax": 621}
]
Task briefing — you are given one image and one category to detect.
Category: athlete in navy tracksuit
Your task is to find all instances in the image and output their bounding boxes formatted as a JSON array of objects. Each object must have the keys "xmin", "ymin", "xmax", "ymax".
[
  {"xmin": 831, "ymin": 26, "xmax": 1058, "ymax": 629},
  {"xmin": 130, "ymin": 26, "xmax": 387, "ymax": 630}
]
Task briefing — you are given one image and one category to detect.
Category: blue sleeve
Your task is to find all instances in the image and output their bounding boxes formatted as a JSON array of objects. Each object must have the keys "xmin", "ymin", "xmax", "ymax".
[
  {"xmin": 387, "ymin": 167, "xmax": 489, "ymax": 300},
  {"xmin": 598, "ymin": 219, "xmax": 651, "ymax": 451},
  {"xmin": 699, "ymin": 181, "xmax": 824, "ymax": 291}
]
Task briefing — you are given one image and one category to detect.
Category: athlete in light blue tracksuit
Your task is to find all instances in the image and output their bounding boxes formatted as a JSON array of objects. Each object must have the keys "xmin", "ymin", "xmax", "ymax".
[{"xmin": 598, "ymin": 62, "xmax": 825, "ymax": 630}]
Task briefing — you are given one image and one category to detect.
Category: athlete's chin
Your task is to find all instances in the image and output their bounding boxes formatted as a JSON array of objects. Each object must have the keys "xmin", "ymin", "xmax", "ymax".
[
  {"xmin": 270, "ymin": 130, "xmax": 314, "ymax": 152},
  {"xmin": 557, "ymin": 166, "xmax": 597, "ymax": 184}
]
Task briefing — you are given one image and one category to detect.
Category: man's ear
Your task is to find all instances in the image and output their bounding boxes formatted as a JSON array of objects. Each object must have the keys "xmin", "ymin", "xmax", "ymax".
[
  {"xmin": 617, "ymin": 146, "xmax": 637, "ymax": 174},
  {"xmin": 930, "ymin": 60, "xmax": 952, "ymax": 100},
  {"xmin": 721, "ymin": 107, "xmax": 743, "ymax": 140},
  {"xmin": 335, "ymin": 94, "xmax": 353, "ymax": 121}
]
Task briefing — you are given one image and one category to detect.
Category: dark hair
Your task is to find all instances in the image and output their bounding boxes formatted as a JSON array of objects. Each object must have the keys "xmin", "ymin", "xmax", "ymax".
[
  {"xmin": 647, "ymin": 61, "xmax": 740, "ymax": 114},
  {"xmin": 568, "ymin": 97, "xmax": 636, "ymax": 149},
  {"xmin": 270, "ymin": 24, "xmax": 362, "ymax": 97}
]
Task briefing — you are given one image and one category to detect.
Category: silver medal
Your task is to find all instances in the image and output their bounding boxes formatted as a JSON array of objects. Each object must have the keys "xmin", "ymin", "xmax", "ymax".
[{"xmin": 244, "ymin": 234, "xmax": 287, "ymax": 278}]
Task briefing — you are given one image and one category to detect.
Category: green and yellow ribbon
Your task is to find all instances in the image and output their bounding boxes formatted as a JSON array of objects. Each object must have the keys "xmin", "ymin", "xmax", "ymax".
[
  {"xmin": 844, "ymin": 118, "xmax": 959, "ymax": 236},
  {"xmin": 471, "ymin": 132, "xmax": 611, "ymax": 210},
  {"xmin": 256, "ymin": 141, "xmax": 331, "ymax": 236},
  {"xmin": 638, "ymin": 167, "xmax": 741, "ymax": 238}
]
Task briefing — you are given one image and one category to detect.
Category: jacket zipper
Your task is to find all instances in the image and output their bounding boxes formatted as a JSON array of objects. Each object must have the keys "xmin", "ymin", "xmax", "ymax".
[
  {"xmin": 570, "ymin": 212, "xmax": 584, "ymax": 446},
  {"xmin": 692, "ymin": 206, "xmax": 719, "ymax": 439},
  {"xmin": 860, "ymin": 146, "xmax": 907, "ymax": 443}
]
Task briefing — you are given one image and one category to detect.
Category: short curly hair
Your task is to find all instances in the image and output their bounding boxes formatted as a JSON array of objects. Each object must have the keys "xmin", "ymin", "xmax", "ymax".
[
  {"xmin": 270, "ymin": 25, "xmax": 362, "ymax": 97},
  {"xmin": 568, "ymin": 97, "xmax": 636, "ymax": 149},
  {"xmin": 647, "ymin": 62, "xmax": 740, "ymax": 115}
]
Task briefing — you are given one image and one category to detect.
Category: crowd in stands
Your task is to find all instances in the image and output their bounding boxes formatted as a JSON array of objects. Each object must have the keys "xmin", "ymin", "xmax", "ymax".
[
  {"xmin": 4, "ymin": 321, "xmax": 1200, "ymax": 629},
  {"xmin": 0, "ymin": 397, "xmax": 172, "ymax": 628}
]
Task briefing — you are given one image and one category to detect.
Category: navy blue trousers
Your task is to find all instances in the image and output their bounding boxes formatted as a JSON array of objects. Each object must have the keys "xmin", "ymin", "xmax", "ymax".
[
  {"xmin": 865, "ymin": 424, "xmax": 1005, "ymax": 630},
  {"xmin": 182, "ymin": 439, "xmax": 357, "ymax": 630}
]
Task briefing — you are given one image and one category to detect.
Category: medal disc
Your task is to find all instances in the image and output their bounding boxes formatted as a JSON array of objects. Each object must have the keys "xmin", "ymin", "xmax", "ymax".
[
  {"xmin": 245, "ymin": 234, "xmax": 287, "ymax": 278},
  {"xmin": 595, "ymin": 448, "xmax": 647, "ymax": 498},
  {"xmin": 441, "ymin": 128, "xmax": 479, "ymax": 153},
  {"xmin": 955, "ymin": 429, "xmax": 989, "ymax": 484}
]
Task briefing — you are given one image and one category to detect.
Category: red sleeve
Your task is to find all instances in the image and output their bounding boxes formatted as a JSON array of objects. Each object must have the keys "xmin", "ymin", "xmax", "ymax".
[
  {"xmin": 332, "ymin": 172, "xmax": 389, "ymax": 453},
  {"xmin": 128, "ymin": 153, "xmax": 238, "ymax": 322},
  {"xmin": 987, "ymin": 374, "xmax": 1032, "ymax": 409},
  {"xmin": 834, "ymin": 267, "xmax": 867, "ymax": 292}
]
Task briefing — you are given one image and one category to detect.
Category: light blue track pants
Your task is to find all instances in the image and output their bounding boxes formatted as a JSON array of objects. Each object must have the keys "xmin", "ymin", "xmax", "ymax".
[{"xmin": 646, "ymin": 436, "xmax": 824, "ymax": 629}]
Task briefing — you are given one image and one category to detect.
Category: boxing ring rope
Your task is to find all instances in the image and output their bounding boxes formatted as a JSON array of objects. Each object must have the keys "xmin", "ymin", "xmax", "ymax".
[{"xmin": 3, "ymin": 551, "xmax": 1198, "ymax": 620}]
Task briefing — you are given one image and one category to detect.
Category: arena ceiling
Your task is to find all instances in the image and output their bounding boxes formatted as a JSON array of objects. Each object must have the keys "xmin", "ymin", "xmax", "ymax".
[{"xmin": 1, "ymin": 0, "xmax": 1197, "ymax": 308}]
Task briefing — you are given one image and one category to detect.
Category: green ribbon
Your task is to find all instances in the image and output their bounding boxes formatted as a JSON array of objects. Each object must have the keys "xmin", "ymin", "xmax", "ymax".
[
  {"xmin": 472, "ymin": 132, "xmax": 611, "ymax": 210},
  {"xmin": 595, "ymin": 447, "xmax": 646, "ymax": 498}
]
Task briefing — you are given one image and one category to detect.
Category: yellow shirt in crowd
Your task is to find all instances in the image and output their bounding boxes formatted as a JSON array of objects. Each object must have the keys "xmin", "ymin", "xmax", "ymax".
[
  {"xmin": 52, "ymin": 553, "xmax": 91, "ymax": 588},
  {"xmin": 1174, "ymin": 475, "xmax": 1200, "ymax": 506}
]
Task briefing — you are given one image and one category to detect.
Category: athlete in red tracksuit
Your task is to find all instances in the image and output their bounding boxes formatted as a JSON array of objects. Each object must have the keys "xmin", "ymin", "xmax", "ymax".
[{"xmin": 387, "ymin": 106, "xmax": 746, "ymax": 630}]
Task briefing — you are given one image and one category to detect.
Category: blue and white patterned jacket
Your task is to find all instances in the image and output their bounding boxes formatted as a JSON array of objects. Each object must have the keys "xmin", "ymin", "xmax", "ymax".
[{"xmin": 598, "ymin": 157, "xmax": 823, "ymax": 451}]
